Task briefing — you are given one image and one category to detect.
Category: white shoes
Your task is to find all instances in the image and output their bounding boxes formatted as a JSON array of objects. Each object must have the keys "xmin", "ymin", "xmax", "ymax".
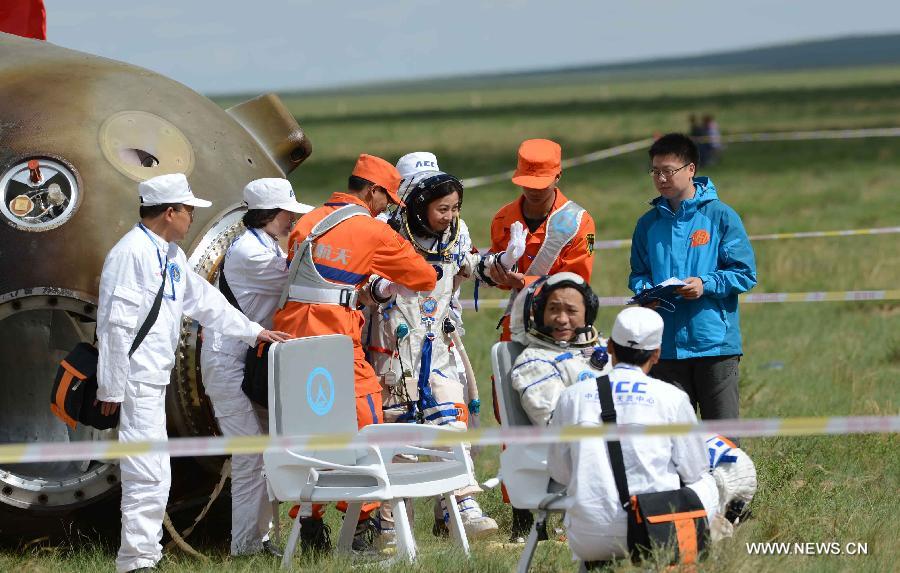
[{"xmin": 445, "ymin": 496, "xmax": 499, "ymax": 539}]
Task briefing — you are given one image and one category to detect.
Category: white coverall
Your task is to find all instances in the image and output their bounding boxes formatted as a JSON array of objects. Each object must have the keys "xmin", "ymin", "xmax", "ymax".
[
  {"xmin": 200, "ymin": 227, "xmax": 287, "ymax": 555},
  {"xmin": 97, "ymin": 224, "xmax": 262, "ymax": 572},
  {"xmin": 548, "ymin": 363, "xmax": 719, "ymax": 563},
  {"xmin": 511, "ymin": 340, "xmax": 611, "ymax": 426}
]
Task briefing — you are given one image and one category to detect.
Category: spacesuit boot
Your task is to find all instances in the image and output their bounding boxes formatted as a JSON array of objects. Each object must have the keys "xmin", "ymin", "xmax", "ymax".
[{"xmin": 440, "ymin": 495, "xmax": 498, "ymax": 540}]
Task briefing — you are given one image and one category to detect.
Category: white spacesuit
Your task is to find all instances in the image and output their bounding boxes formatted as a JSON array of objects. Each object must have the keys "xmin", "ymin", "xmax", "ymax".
[
  {"xmin": 508, "ymin": 273, "xmax": 612, "ymax": 427},
  {"xmin": 200, "ymin": 178, "xmax": 311, "ymax": 556},
  {"xmin": 366, "ymin": 159, "xmax": 524, "ymax": 539},
  {"xmin": 96, "ymin": 174, "xmax": 266, "ymax": 573}
]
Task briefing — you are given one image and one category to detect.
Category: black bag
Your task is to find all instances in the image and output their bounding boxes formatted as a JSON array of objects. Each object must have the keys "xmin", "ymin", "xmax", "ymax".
[
  {"xmin": 219, "ymin": 266, "xmax": 270, "ymax": 409},
  {"xmin": 596, "ymin": 375, "xmax": 709, "ymax": 565},
  {"xmin": 50, "ymin": 266, "xmax": 167, "ymax": 430},
  {"xmin": 241, "ymin": 342, "xmax": 270, "ymax": 408}
]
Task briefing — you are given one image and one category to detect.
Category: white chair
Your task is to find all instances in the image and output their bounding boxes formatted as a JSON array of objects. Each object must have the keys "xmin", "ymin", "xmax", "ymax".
[
  {"xmin": 264, "ymin": 334, "xmax": 476, "ymax": 567},
  {"xmin": 492, "ymin": 341, "xmax": 571, "ymax": 573}
]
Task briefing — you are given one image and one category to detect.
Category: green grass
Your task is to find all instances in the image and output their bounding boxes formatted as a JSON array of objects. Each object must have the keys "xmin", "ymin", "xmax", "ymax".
[{"xmin": 5, "ymin": 65, "xmax": 900, "ymax": 572}]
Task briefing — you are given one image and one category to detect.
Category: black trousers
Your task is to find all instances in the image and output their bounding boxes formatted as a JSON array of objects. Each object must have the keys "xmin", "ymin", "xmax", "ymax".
[{"xmin": 650, "ymin": 355, "xmax": 741, "ymax": 422}]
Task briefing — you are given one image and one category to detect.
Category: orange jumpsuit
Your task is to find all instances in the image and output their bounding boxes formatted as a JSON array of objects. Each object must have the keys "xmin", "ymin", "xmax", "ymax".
[
  {"xmin": 273, "ymin": 192, "xmax": 437, "ymax": 427},
  {"xmin": 275, "ymin": 192, "xmax": 436, "ymax": 521},
  {"xmin": 489, "ymin": 188, "xmax": 595, "ymax": 341}
]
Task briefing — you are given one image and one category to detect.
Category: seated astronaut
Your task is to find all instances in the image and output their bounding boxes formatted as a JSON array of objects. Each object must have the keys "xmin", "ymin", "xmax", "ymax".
[{"xmin": 509, "ymin": 272, "xmax": 611, "ymax": 426}]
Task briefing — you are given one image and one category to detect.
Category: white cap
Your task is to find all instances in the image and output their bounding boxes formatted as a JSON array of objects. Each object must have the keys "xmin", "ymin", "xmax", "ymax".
[
  {"xmin": 610, "ymin": 307, "xmax": 664, "ymax": 350},
  {"xmin": 243, "ymin": 178, "xmax": 313, "ymax": 214},
  {"xmin": 138, "ymin": 173, "xmax": 211, "ymax": 208},
  {"xmin": 396, "ymin": 152, "xmax": 439, "ymax": 179}
]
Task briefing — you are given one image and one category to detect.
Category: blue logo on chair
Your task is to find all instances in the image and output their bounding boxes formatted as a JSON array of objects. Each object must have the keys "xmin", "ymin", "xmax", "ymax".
[{"xmin": 306, "ymin": 367, "xmax": 335, "ymax": 416}]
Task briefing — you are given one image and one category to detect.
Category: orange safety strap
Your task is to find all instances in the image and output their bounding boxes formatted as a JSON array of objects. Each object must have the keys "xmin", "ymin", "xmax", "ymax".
[
  {"xmin": 673, "ymin": 518, "xmax": 699, "ymax": 564},
  {"xmin": 631, "ymin": 495, "xmax": 642, "ymax": 523},
  {"xmin": 51, "ymin": 370, "xmax": 78, "ymax": 429},
  {"xmin": 60, "ymin": 359, "xmax": 86, "ymax": 379},
  {"xmin": 645, "ymin": 509, "xmax": 707, "ymax": 524},
  {"xmin": 366, "ymin": 345, "xmax": 398, "ymax": 357}
]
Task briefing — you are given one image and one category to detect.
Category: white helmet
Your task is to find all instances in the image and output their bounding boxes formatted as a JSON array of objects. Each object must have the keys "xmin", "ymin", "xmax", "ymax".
[{"xmin": 509, "ymin": 272, "xmax": 599, "ymax": 350}]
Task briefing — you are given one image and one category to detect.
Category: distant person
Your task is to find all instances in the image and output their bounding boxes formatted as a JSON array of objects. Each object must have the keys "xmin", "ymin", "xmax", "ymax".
[
  {"xmin": 628, "ymin": 134, "xmax": 756, "ymax": 429},
  {"xmin": 688, "ymin": 114, "xmax": 703, "ymax": 140},
  {"xmin": 547, "ymin": 307, "xmax": 719, "ymax": 565},
  {"xmin": 700, "ymin": 114, "xmax": 723, "ymax": 166}
]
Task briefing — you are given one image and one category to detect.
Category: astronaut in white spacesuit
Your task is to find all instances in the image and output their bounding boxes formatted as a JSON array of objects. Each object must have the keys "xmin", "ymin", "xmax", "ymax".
[
  {"xmin": 365, "ymin": 154, "xmax": 526, "ymax": 539},
  {"xmin": 509, "ymin": 272, "xmax": 612, "ymax": 427}
]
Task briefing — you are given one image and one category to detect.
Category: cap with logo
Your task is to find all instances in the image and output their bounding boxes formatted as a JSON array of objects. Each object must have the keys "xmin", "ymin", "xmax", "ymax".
[
  {"xmin": 243, "ymin": 178, "xmax": 313, "ymax": 214},
  {"xmin": 138, "ymin": 173, "xmax": 211, "ymax": 207},
  {"xmin": 396, "ymin": 151, "xmax": 440, "ymax": 179},
  {"xmin": 352, "ymin": 154, "xmax": 403, "ymax": 206},
  {"xmin": 610, "ymin": 307, "xmax": 664, "ymax": 350},
  {"xmin": 511, "ymin": 139, "xmax": 562, "ymax": 189}
]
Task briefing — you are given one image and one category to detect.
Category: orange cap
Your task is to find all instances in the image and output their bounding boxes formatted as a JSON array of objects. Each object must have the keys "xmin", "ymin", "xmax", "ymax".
[
  {"xmin": 352, "ymin": 154, "xmax": 404, "ymax": 205},
  {"xmin": 511, "ymin": 139, "xmax": 561, "ymax": 189}
]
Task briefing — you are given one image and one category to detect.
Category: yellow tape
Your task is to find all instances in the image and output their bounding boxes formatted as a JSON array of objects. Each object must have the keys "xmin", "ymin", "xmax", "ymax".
[{"xmin": 1, "ymin": 415, "xmax": 896, "ymax": 465}]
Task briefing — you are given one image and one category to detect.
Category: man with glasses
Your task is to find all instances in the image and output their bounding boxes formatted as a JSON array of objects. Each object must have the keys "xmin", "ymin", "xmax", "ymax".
[
  {"xmin": 628, "ymin": 133, "xmax": 756, "ymax": 430},
  {"xmin": 272, "ymin": 154, "xmax": 437, "ymax": 552}
]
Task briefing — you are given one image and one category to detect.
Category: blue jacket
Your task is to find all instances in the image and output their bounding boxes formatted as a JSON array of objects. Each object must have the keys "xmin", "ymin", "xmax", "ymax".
[{"xmin": 629, "ymin": 177, "xmax": 757, "ymax": 359}]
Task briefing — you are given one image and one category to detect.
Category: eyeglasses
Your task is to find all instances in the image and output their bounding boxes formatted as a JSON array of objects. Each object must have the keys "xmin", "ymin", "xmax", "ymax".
[
  {"xmin": 175, "ymin": 206, "xmax": 194, "ymax": 220},
  {"xmin": 648, "ymin": 163, "xmax": 692, "ymax": 180}
]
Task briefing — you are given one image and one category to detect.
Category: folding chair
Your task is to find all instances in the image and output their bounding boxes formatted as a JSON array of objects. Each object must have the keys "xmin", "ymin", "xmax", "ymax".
[
  {"xmin": 491, "ymin": 341, "xmax": 572, "ymax": 573},
  {"xmin": 264, "ymin": 334, "xmax": 475, "ymax": 568}
]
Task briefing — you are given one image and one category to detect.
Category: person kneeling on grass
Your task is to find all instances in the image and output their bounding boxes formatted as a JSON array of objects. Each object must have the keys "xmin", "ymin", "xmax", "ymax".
[{"xmin": 547, "ymin": 307, "xmax": 720, "ymax": 564}]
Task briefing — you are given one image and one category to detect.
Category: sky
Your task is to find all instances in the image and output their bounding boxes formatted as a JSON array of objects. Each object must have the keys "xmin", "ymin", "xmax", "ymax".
[{"xmin": 43, "ymin": 0, "xmax": 900, "ymax": 95}]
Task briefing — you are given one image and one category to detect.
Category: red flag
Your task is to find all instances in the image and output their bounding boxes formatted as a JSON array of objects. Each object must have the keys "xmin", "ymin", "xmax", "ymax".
[{"xmin": 0, "ymin": 0, "xmax": 47, "ymax": 40}]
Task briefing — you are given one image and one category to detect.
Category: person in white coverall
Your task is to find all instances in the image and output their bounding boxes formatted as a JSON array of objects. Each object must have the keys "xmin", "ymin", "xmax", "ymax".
[
  {"xmin": 365, "ymin": 152, "xmax": 526, "ymax": 539},
  {"xmin": 95, "ymin": 173, "xmax": 290, "ymax": 573},
  {"xmin": 547, "ymin": 307, "xmax": 719, "ymax": 564},
  {"xmin": 200, "ymin": 178, "xmax": 312, "ymax": 556},
  {"xmin": 508, "ymin": 272, "xmax": 611, "ymax": 428}
]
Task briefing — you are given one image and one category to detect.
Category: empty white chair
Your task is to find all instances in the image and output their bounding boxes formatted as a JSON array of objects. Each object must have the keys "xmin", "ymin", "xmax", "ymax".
[
  {"xmin": 264, "ymin": 334, "xmax": 475, "ymax": 567},
  {"xmin": 492, "ymin": 341, "xmax": 571, "ymax": 573}
]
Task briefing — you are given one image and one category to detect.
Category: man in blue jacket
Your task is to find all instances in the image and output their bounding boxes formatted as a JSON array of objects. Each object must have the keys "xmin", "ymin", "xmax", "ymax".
[{"xmin": 629, "ymin": 133, "xmax": 757, "ymax": 423}]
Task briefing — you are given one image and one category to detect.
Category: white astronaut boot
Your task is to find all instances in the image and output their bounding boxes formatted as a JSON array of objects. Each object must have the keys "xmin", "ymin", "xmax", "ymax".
[{"xmin": 440, "ymin": 495, "xmax": 498, "ymax": 539}]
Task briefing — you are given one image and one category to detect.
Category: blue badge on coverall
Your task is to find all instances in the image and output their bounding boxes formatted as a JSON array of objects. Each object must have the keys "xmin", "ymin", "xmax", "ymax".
[
  {"xmin": 306, "ymin": 367, "xmax": 335, "ymax": 416},
  {"xmin": 168, "ymin": 262, "xmax": 181, "ymax": 282}
]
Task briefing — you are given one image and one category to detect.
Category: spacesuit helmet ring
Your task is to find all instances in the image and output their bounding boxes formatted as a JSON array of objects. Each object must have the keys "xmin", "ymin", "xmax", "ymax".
[{"xmin": 510, "ymin": 272, "xmax": 599, "ymax": 349}]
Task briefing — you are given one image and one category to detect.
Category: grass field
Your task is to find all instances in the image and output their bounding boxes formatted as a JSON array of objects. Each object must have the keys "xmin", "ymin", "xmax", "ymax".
[{"xmin": 5, "ymin": 64, "xmax": 900, "ymax": 572}]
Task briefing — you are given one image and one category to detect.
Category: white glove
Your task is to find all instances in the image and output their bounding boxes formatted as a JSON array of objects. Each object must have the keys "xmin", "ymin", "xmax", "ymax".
[
  {"xmin": 499, "ymin": 221, "xmax": 527, "ymax": 269},
  {"xmin": 375, "ymin": 279, "xmax": 418, "ymax": 300}
]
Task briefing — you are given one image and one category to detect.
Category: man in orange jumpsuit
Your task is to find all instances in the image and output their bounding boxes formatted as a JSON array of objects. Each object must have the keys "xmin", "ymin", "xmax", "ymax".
[
  {"xmin": 273, "ymin": 154, "xmax": 437, "ymax": 552},
  {"xmin": 482, "ymin": 138, "xmax": 596, "ymax": 541},
  {"xmin": 485, "ymin": 138, "xmax": 595, "ymax": 339}
]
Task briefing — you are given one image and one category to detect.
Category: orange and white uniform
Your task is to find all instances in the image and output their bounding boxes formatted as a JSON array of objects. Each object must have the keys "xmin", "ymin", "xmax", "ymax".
[
  {"xmin": 273, "ymin": 192, "xmax": 436, "ymax": 427},
  {"xmin": 488, "ymin": 188, "xmax": 595, "ymax": 341}
]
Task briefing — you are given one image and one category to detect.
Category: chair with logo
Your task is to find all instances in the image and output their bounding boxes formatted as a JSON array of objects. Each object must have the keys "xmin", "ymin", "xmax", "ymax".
[
  {"xmin": 264, "ymin": 334, "xmax": 475, "ymax": 567},
  {"xmin": 492, "ymin": 340, "xmax": 573, "ymax": 573}
]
